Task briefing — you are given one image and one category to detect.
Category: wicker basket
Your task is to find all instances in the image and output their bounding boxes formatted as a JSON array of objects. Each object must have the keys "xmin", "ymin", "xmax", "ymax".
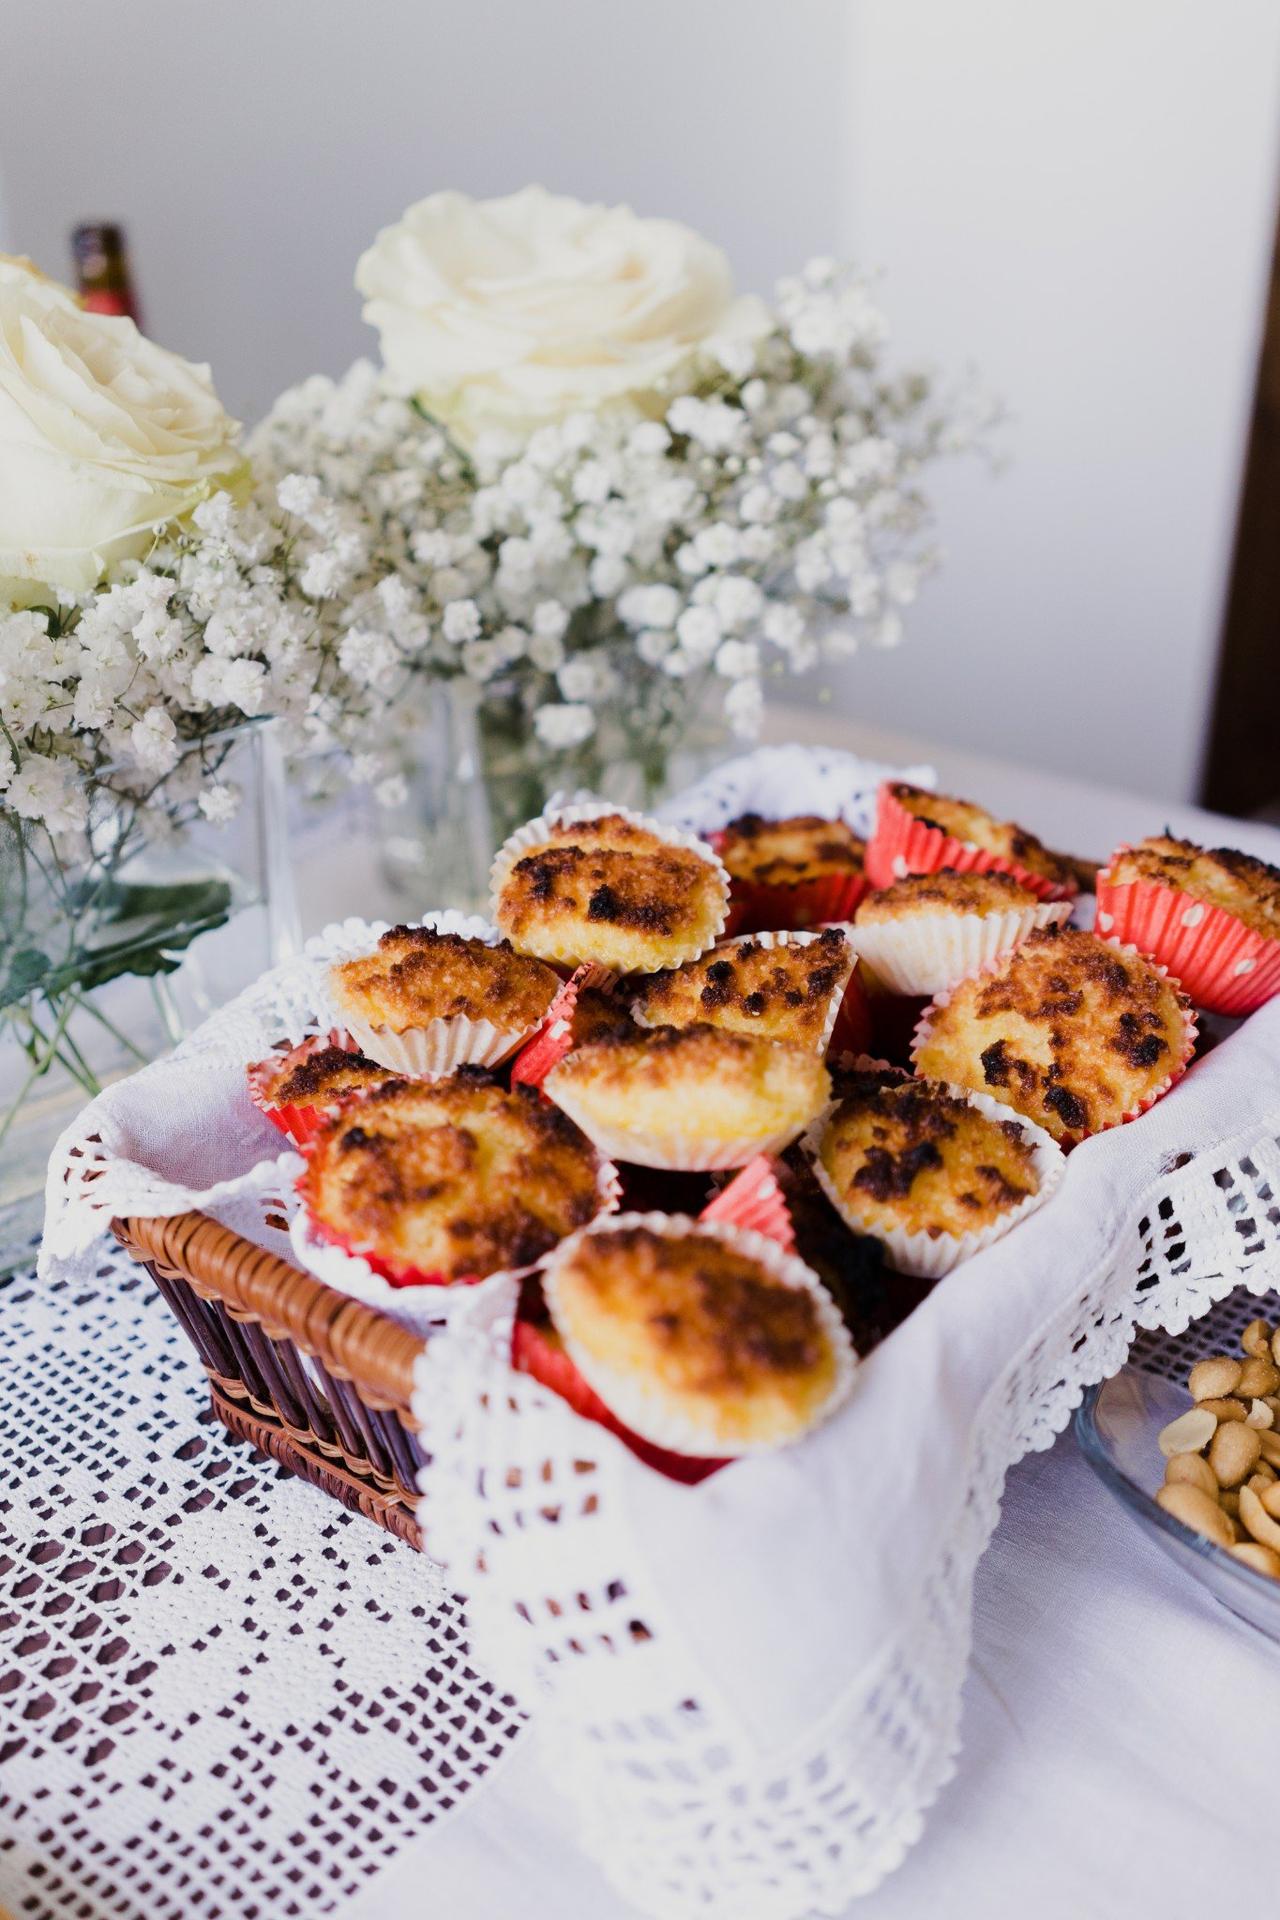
[{"xmin": 113, "ymin": 1211, "xmax": 427, "ymax": 1546}]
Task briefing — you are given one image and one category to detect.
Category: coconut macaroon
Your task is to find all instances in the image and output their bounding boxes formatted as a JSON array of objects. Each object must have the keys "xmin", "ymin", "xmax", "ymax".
[
  {"xmin": 262, "ymin": 1040, "xmax": 392, "ymax": 1111},
  {"xmin": 866, "ymin": 781, "xmax": 1078, "ymax": 898},
  {"xmin": 248, "ymin": 1036, "xmax": 397, "ymax": 1146},
  {"xmin": 569, "ymin": 982, "xmax": 639, "ymax": 1048},
  {"xmin": 541, "ymin": 1214, "xmax": 856, "ymax": 1454},
  {"xmin": 329, "ymin": 924, "xmax": 560, "ymax": 1077},
  {"xmin": 852, "ymin": 868, "xmax": 1071, "ymax": 997},
  {"xmin": 633, "ymin": 927, "xmax": 855, "ymax": 1053},
  {"xmin": 717, "ymin": 812, "xmax": 867, "ymax": 930},
  {"xmin": 491, "ymin": 808, "xmax": 729, "ymax": 974},
  {"xmin": 545, "ymin": 1023, "xmax": 830, "ymax": 1169},
  {"xmin": 1104, "ymin": 837, "xmax": 1280, "ymax": 942},
  {"xmin": 913, "ymin": 924, "xmax": 1195, "ymax": 1145},
  {"xmin": 806, "ymin": 1064, "xmax": 1061, "ymax": 1275},
  {"xmin": 1096, "ymin": 835, "xmax": 1280, "ymax": 1016},
  {"xmin": 298, "ymin": 1068, "xmax": 611, "ymax": 1284}
]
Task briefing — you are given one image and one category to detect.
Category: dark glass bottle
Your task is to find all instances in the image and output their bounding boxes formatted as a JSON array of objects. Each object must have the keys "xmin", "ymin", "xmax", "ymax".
[{"xmin": 71, "ymin": 222, "xmax": 141, "ymax": 325}]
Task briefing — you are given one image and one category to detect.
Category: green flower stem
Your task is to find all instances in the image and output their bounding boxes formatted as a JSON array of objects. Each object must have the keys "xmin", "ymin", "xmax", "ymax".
[
  {"xmin": 74, "ymin": 992, "xmax": 152, "ymax": 1065},
  {"xmin": 0, "ymin": 992, "xmax": 101, "ymax": 1156}
]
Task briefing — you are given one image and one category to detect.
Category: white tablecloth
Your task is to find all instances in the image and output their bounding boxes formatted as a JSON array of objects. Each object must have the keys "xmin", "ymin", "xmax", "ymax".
[{"xmin": 350, "ymin": 1425, "xmax": 1279, "ymax": 1920}]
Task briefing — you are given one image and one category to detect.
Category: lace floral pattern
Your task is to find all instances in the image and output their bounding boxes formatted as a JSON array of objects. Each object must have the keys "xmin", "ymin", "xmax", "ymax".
[{"xmin": 0, "ymin": 1249, "xmax": 524, "ymax": 1920}]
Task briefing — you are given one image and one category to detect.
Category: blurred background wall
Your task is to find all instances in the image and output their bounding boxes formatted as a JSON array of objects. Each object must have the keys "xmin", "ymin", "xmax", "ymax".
[{"xmin": 3, "ymin": 0, "xmax": 1278, "ymax": 803}]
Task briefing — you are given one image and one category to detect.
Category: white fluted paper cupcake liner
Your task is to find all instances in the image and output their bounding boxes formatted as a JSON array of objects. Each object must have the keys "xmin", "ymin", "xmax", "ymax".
[
  {"xmin": 488, "ymin": 794, "xmax": 730, "ymax": 973},
  {"xmin": 851, "ymin": 899, "xmax": 1072, "ymax": 998},
  {"xmin": 540, "ymin": 1209, "xmax": 858, "ymax": 1457},
  {"xmin": 631, "ymin": 925, "xmax": 857, "ymax": 1056},
  {"xmin": 802, "ymin": 1070, "xmax": 1066, "ymax": 1279},
  {"xmin": 325, "ymin": 908, "xmax": 551, "ymax": 1081}
]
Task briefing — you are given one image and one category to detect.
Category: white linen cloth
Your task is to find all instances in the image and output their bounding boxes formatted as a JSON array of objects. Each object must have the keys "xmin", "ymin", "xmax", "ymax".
[
  {"xmin": 348, "ymin": 1423, "xmax": 1280, "ymax": 1920},
  {"xmin": 409, "ymin": 995, "xmax": 1280, "ymax": 1916},
  {"xmin": 34, "ymin": 744, "xmax": 1280, "ymax": 1918}
]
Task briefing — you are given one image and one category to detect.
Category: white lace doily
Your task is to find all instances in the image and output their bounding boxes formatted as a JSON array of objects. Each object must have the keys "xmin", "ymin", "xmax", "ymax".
[{"xmin": 0, "ymin": 1243, "xmax": 524, "ymax": 1920}]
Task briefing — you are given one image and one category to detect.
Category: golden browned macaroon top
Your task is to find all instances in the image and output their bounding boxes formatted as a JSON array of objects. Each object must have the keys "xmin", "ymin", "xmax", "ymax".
[
  {"xmin": 330, "ymin": 926, "xmax": 560, "ymax": 1035},
  {"xmin": 552, "ymin": 1224, "xmax": 839, "ymax": 1444},
  {"xmin": 889, "ymin": 784, "xmax": 1076, "ymax": 892},
  {"xmin": 856, "ymin": 867, "xmax": 1040, "ymax": 924},
  {"xmin": 634, "ymin": 928, "xmax": 851, "ymax": 1051},
  {"xmin": 1107, "ymin": 835, "xmax": 1280, "ymax": 942},
  {"xmin": 570, "ymin": 983, "xmax": 638, "ymax": 1048},
  {"xmin": 548, "ymin": 1022, "xmax": 829, "ymax": 1144},
  {"xmin": 720, "ymin": 812, "xmax": 866, "ymax": 888},
  {"xmin": 494, "ymin": 813, "xmax": 725, "ymax": 971},
  {"xmin": 914, "ymin": 923, "xmax": 1190, "ymax": 1143},
  {"xmin": 815, "ymin": 1067, "xmax": 1040, "ymax": 1238},
  {"xmin": 265, "ymin": 1043, "xmax": 393, "ymax": 1109},
  {"xmin": 300, "ymin": 1068, "xmax": 603, "ymax": 1278}
]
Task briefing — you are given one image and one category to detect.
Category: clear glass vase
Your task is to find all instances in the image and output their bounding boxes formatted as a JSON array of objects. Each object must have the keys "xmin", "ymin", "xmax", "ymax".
[
  {"xmin": 380, "ymin": 671, "xmax": 731, "ymax": 912},
  {"xmin": 0, "ymin": 721, "xmax": 299, "ymax": 1271}
]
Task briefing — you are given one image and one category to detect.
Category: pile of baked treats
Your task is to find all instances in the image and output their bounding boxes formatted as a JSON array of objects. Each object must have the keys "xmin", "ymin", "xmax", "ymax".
[{"xmin": 246, "ymin": 783, "xmax": 1280, "ymax": 1482}]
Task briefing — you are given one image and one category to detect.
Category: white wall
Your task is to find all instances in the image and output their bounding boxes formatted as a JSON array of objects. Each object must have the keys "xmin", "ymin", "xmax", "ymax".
[
  {"xmin": 831, "ymin": 0, "xmax": 1280, "ymax": 801},
  {"xmin": 3, "ymin": 0, "xmax": 1279, "ymax": 804},
  {"xmin": 1, "ymin": 0, "xmax": 847, "ymax": 423}
]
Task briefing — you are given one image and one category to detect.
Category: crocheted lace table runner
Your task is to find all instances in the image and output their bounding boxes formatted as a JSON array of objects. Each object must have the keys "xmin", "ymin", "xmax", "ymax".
[{"xmin": 0, "ymin": 1244, "xmax": 524, "ymax": 1920}]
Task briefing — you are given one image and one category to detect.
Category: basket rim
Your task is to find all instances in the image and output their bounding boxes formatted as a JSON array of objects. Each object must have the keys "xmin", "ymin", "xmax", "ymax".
[{"xmin": 112, "ymin": 1209, "xmax": 425, "ymax": 1411}]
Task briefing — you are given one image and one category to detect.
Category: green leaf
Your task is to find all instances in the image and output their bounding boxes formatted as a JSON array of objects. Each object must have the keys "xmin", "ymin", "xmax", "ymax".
[
  {"xmin": 0, "ymin": 947, "xmax": 50, "ymax": 1008},
  {"xmin": 2, "ymin": 877, "xmax": 234, "ymax": 1007}
]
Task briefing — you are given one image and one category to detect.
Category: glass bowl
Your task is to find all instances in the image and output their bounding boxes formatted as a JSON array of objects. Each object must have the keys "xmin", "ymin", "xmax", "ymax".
[{"xmin": 1076, "ymin": 1367, "xmax": 1280, "ymax": 1643}]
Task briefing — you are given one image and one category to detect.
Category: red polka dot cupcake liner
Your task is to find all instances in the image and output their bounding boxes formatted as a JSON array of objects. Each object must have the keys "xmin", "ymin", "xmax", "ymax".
[
  {"xmin": 865, "ymin": 781, "xmax": 1075, "ymax": 901},
  {"xmin": 1095, "ymin": 858, "xmax": 1280, "ymax": 1016}
]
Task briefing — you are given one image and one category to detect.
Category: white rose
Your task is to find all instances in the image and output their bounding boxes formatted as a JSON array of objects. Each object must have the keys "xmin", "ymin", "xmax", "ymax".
[
  {"xmin": 0, "ymin": 256, "xmax": 245, "ymax": 602},
  {"xmin": 356, "ymin": 186, "xmax": 769, "ymax": 445}
]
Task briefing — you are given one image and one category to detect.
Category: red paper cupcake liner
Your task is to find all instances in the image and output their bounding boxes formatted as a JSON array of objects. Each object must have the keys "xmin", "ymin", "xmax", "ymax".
[
  {"xmin": 865, "ymin": 781, "xmax": 1075, "ymax": 901},
  {"xmin": 509, "ymin": 965, "xmax": 589, "ymax": 1089},
  {"xmin": 246, "ymin": 1029, "xmax": 358, "ymax": 1149},
  {"xmin": 910, "ymin": 936, "xmax": 1199, "ymax": 1149},
  {"xmin": 1095, "ymin": 862, "xmax": 1280, "ymax": 1016},
  {"xmin": 512, "ymin": 1315, "xmax": 727, "ymax": 1485},
  {"xmin": 700, "ymin": 1155, "xmax": 795, "ymax": 1251},
  {"xmin": 725, "ymin": 870, "xmax": 871, "ymax": 937}
]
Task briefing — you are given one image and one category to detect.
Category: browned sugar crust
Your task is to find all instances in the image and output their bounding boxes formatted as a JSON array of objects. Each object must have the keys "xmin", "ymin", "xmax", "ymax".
[
  {"xmin": 720, "ymin": 812, "xmax": 866, "ymax": 888},
  {"xmin": 856, "ymin": 867, "xmax": 1039, "ymax": 924},
  {"xmin": 1107, "ymin": 835, "xmax": 1280, "ymax": 942},
  {"xmin": 817, "ymin": 1069, "xmax": 1039, "ymax": 1237},
  {"xmin": 555, "ymin": 1226, "xmax": 833, "ymax": 1407},
  {"xmin": 914, "ymin": 923, "xmax": 1190, "ymax": 1142},
  {"xmin": 635, "ymin": 927, "xmax": 851, "ymax": 1049},
  {"xmin": 300, "ymin": 1067, "xmax": 602, "ymax": 1278},
  {"xmin": 495, "ymin": 815, "xmax": 724, "ymax": 964},
  {"xmin": 266, "ymin": 1044, "xmax": 394, "ymax": 1108},
  {"xmin": 547, "ymin": 1022, "xmax": 830, "ymax": 1148},
  {"xmin": 331, "ymin": 926, "xmax": 559, "ymax": 1034},
  {"xmin": 890, "ymin": 783, "xmax": 1076, "ymax": 891},
  {"xmin": 550, "ymin": 1021, "xmax": 824, "ymax": 1099},
  {"xmin": 570, "ymin": 984, "xmax": 639, "ymax": 1047}
]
